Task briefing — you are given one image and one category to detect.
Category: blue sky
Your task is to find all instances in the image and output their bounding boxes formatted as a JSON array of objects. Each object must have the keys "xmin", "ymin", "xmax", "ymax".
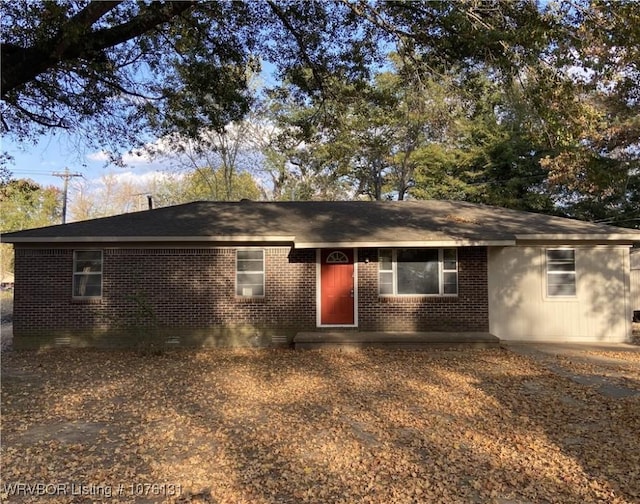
[
  {"xmin": 3, "ymin": 58, "xmax": 281, "ymax": 193},
  {"xmin": 3, "ymin": 128, "xmax": 171, "ymax": 190}
]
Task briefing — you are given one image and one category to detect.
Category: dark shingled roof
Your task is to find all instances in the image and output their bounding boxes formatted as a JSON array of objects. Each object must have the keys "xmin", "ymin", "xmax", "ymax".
[{"xmin": 2, "ymin": 200, "xmax": 639, "ymax": 246}]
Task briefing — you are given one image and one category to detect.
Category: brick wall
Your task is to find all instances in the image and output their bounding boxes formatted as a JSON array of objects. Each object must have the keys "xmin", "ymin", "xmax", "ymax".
[
  {"xmin": 13, "ymin": 246, "xmax": 316, "ymax": 346},
  {"xmin": 13, "ymin": 245, "xmax": 489, "ymax": 347},
  {"xmin": 357, "ymin": 247, "xmax": 489, "ymax": 332}
]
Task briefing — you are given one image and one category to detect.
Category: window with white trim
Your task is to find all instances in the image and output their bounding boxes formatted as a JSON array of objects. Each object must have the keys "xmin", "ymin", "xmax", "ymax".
[
  {"xmin": 236, "ymin": 249, "xmax": 265, "ymax": 296},
  {"xmin": 73, "ymin": 250, "xmax": 103, "ymax": 298},
  {"xmin": 379, "ymin": 248, "xmax": 458, "ymax": 296},
  {"xmin": 546, "ymin": 249, "xmax": 576, "ymax": 297}
]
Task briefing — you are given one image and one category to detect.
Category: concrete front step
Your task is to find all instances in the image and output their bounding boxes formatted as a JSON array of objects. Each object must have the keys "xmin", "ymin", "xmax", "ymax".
[{"xmin": 294, "ymin": 331, "xmax": 500, "ymax": 350}]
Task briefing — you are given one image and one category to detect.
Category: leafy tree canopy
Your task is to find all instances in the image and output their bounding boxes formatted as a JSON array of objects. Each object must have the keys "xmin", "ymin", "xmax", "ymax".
[
  {"xmin": 2, "ymin": 1, "xmax": 638, "ymax": 226},
  {"xmin": 167, "ymin": 167, "xmax": 263, "ymax": 203},
  {"xmin": 1, "ymin": 0, "xmax": 380, "ymax": 157},
  {"xmin": 258, "ymin": 1, "xmax": 639, "ymax": 226},
  {"xmin": 0, "ymin": 178, "xmax": 61, "ymax": 232},
  {"xmin": 1, "ymin": 1, "xmax": 568, "ymax": 154},
  {"xmin": 0, "ymin": 177, "xmax": 61, "ymax": 275}
]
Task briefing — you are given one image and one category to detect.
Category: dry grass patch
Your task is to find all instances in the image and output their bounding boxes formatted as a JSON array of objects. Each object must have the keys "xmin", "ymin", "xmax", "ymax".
[{"xmin": 1, "ymin": 348, "xmax": 639, "ymax": 503}]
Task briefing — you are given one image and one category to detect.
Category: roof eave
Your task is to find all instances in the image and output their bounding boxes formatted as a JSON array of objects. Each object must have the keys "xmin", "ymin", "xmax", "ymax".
[
  {"xmin": 294, "ymin": 239, "xmax": 516, "ymax": 249},
  {"xmin": 3, "ymin": 236, "xmax": 516, "ymax": 248},
  {"xmin": 515, "ymin": 233, "xmax": 640, "ymax": 245},
  {"xmin": 2, "ymin": 235, "xmax": 296, "ymax": 244}
]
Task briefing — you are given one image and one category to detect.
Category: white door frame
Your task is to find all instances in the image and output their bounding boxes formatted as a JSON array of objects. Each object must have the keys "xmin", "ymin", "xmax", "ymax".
[{"xmin": 316, "ymin": 248, "xmax": 358, "ymax": 328}]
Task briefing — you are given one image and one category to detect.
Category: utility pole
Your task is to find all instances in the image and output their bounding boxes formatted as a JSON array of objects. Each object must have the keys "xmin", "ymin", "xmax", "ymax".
[{"xmin": 52, "ymin": 167, "xmax": 82, "ymax": 224}]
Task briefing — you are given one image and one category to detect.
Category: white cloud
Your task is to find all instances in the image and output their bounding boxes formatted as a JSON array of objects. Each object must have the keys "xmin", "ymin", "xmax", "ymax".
[
  {"xmin": 86, "ymin": 150, "xmax": 110, "ymax": 162},
  {"xmin": 92, "ymin": 169, "xmax": 182, "ymax": 187},
  {"xmin": 85, "ymin": 143, "xmax": 175, "ymax": 175},
  {"xmin": 84, "ymin": 117, "xmax": 282, "ymax": 175}
]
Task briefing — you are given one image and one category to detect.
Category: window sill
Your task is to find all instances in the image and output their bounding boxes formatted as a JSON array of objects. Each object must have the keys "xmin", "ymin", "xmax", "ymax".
[
  {"xmin": 544, "ymin": 295, "xmax": 578, "ymax": 302},
  {"xmin": 71, "ymin": 297, "xmax": 103, "ymax": 305},
  {"xmin": 235, "ymin": 296, "xmax": 266, "ymax": 303},
  {"xmin": 378, "ymin": 295, "xmax": 458, "ymax": 303}
]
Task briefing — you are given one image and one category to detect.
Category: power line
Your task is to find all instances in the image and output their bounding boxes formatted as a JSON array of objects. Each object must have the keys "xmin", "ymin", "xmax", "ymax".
[
  {"xmin": 9, "ymin": 170, "xmax": 59, "ymax": 176},
  {"xmin": 52, "ymin": 168, "xmax": 83, "ymax": 224}
]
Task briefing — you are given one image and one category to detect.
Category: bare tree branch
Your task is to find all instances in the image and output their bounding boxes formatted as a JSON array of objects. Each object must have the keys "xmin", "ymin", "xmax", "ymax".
[
  {"xmin": 1, "ymin": 1, "xmax": 196, "ymax": 98},
  {"xmin": 265, "ymin": 0, "xmax": 325, "ymax": 93}
]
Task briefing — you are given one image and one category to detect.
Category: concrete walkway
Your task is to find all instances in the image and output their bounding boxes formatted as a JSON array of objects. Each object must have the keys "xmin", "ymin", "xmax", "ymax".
[{"xmin": 502, "ymin": 341, "xmax": 640, "ymax": 399}]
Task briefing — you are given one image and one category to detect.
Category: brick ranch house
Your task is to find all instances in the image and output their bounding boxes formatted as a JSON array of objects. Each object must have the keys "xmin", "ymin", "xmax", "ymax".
[{"xmin": 2, "ymin": 200, "xmax": 639, "ymax": 349}]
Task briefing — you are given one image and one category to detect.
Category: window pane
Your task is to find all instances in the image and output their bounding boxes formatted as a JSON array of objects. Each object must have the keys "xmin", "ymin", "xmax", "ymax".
[
  {"xmin": 237, "ymin": 250, "xmax": 263, "ymax": 260},
  {"xmin": 548, "ymin": 273, "xmax": 575, "ymax": 285},
  {"xmin": 236, "ymin": 283, "xmax": 264, "ymax": 296},
  {"xmin": 547, "ymin": 249, "xmax": 576, "ymax": 296},
  {"xmin": 547, "ymin": 249, "xmax": 575, "ymax": 262},
  {"xmin": 75, "ymin": 251, "xmax": 102, "ymax": 273},
  {"xmin": 237, "ymin": 270, "xmax": 264, "ymax": 296},
  {"xmin": 237, "ymin": 272, "xmax": 263, "ymax": 285},
  {"xmin": 443, "ymin": 272, "xmax": 458, "ymax": 294},
  {"xmin": 237, "ymin": 259, "xmax": 263, "ymax": 272},
  {"xmin": 379, "ymin": 271, "xmax": 393, "ymax": 294},
  {"xmin": 548, "ymin": 262, "xmax": 575, "ymax": 272},
  {"xmin": 443, "ymin": 248, "xmax": 457, "ymax": 271},
  {"xmin": 74, "ymin": 274, "xmax": 101, "ymax": 297},
  {"xmin": 397, "ymin": 249, "xmax": 439, "ymax": 294},
  {"xmin": 237, "ymin": 250, "xmax": 264, "ymax": 272},
  {"xmin": 397, "ymin": 249, "xmax": 439, "ymax": 263},
  {"xmin": 548, "ymin": 272, "xmax": 576, "ymax": 297},
  {"xmin": 443, "ymin": 283, "xmax": 457, "ymax": 295},
  {"xmin": 548, "ymin": 283, "xmax": 576, "ymax": 296},
  {"xmin": 379, "ymin": 250, "xmax": 393, "ymax": 271}
]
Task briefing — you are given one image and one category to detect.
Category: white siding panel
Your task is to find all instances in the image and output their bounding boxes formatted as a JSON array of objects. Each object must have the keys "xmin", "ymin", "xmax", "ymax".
[
  {"xmin": 631, "ymin": 249, "xmax": 640, "ymax": 270},
  {"xmin": 632, "ymin": 270, "xmax": 640, "ymax": 312},
  {"xmin": 632, "ymin": 250, "xmax": 640, "ymax": 312},
  {"xmin": 488, "ymin": 246, "xmax": 631, "ymax": 342}
]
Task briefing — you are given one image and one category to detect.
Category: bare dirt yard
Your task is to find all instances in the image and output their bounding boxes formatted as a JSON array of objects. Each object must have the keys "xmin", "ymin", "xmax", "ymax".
[{"xmin": 1, "ymin": 346, "xmax": 639, "ymax": 504}]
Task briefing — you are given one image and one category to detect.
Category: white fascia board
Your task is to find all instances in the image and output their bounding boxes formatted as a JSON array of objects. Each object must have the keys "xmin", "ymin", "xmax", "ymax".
[
  {"xmin": 4, "ymin": 235, "xmax": 296, "ymax": 244},
  {"xmin": 294, "ymin": 239, "xmax": 516, "ymax": 249},
  {"xmin": 515, "ymin": 234, "xmax": 640, "ymax": 244}
]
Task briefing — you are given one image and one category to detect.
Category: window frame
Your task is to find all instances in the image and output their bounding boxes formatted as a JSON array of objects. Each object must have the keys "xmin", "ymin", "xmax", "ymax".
[
  {"xmin": 546, "ymin": 248, "xmax": 577, "ymax": 298},
  {"xmin": 378, "ymin": 248, "xmax": 458, "ymax": 297},
  {"xmin": 72, "ymin": 250, "xmax": 103, "ymax": 299},
  {"xmin": 235, "ymin": 249, "xmax": 266, "ymax": 297}
]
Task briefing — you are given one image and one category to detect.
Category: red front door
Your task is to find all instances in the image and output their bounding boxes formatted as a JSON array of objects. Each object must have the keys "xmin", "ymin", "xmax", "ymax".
[{"xmin": 320, "ymin": 249, "xmax": 354, "ymax": 325}]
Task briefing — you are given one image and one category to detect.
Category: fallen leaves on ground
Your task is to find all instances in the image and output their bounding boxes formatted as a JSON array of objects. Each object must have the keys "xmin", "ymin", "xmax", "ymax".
[{"xmin": 1, "ymin": 347, "xmax": 639, "ymax": 503}]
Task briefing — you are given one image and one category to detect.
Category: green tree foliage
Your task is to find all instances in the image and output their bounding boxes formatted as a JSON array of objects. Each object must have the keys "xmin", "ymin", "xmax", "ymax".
[
  {"xmin": 0, "ymin": 178, "xmax": 62, "ymax": 275},
  {"xmin": 1, "ymin": 0, "xmax": 379, "ymax": 158},
  {"xmin": 155, "ymin": 119, "xmax": 265, "ymax": 200},
  {"xmin": 261, "ymin": 1, "xmax": 639, "ymax": 226},
  {"xmin": 408, "ymin": 69, "xmax": 556, "ymax": 213},
  {"xmin": 2, "ymin": 1, "xmax": 638, "ymax": 226},
  {"xmin": 267, "ymin": 60, "xmax": 552, "ymax": 206},
  {"xmin": 164, "ymin": 167, "xmax": 262, "ymax": 203},
  {"xmin": 0, "ymin": 179, "xmax": 61, "ymax": 232},
  {"xmin": 264, "ymin": 69, "xmax": 415, "ymax": 201},
  {"xmin": 68, "ymin": 167, "xmax": 263, "ymax": 221},
  {"xmin": 0, "ymin": 1, "xmax": 567, "ymax": 157},
  {"xmin": 532, "ymin": 2, "xmax": 640, "ymax": 226}
]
